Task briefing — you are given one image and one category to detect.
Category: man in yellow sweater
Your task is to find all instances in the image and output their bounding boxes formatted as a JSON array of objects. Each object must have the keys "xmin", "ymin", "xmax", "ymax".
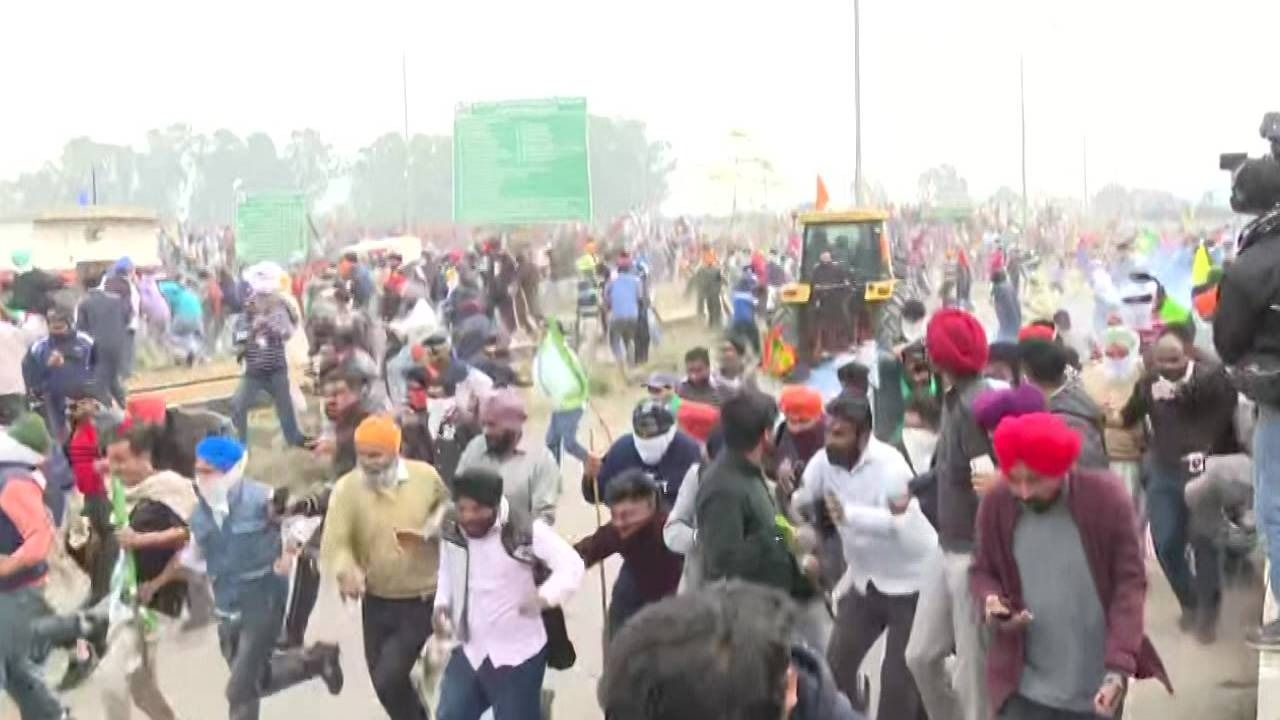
[{"xmin": 320, "ymin": 415, "xmax": 449, "ymax": 720}]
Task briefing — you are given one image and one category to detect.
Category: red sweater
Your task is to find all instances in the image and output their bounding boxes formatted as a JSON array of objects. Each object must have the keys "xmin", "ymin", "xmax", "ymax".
[
  {"xmin": 67, "ymin": 422, "xmax": 105, "ymax": 496},
  {"xmin": 969, "ymin": 469, "xmax": 1171, "ymax": 714}
]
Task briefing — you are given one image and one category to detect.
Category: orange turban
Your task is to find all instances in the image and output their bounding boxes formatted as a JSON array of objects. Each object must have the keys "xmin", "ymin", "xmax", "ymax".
[
  {"xmin": 779, "ymin": 385, "xmax": 823, "ymax": 423},
  {"xmin": 354, "ymin": 415, "xmax": 402, "ymax": 453}
]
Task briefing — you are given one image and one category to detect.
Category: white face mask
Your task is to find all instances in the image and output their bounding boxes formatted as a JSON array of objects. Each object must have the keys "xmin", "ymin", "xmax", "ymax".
[
  {"xmin": 197, "ymin": 458, "xmax": 244, "ymax": 514},
  {"xmin": 1105, "ymin": 355, "xmax": 1135, "ymax": 381},
  {"xmin": 634, "ymin": 426, "xmax": 676, "ymax": 465},
  {"xmin": 901, "ymin": 427, "xmax": 938, "ymax": 474}
]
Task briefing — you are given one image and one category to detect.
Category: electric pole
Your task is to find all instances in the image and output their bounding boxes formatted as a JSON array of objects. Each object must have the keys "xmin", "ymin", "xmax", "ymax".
[
  {"xmin": 402, "ymin": 52, "xmax": 411, "ymax": 231},
  {"xmin": 853, "ymin": 0, "xmax": 864, "ymax": 206},
  {"xmin": 1019, "ymin": 54, "xmax": 1028, "ymax": 230}
]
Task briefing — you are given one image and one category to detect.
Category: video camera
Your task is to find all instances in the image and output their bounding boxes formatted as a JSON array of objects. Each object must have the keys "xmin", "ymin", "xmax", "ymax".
[{"xmin": 1220, "ymin": 112, "xmax": 1280, "ymax": 214}]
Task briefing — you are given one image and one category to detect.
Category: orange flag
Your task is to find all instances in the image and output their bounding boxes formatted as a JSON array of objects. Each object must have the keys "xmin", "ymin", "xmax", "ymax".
[{"xmin": 815, "ymin": 175, "xmax": 830, "ymax": 210}]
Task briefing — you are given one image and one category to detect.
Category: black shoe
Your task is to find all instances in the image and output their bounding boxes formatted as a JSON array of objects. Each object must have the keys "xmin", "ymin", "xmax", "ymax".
[
  {"xmin": 81, "ymin": 609, "xmax": 109, "ymax": 651},
  {"xmin": 1247, "ymin": 620, "xmax": 1280, "ymax": 651},
  {"xmin": 57, "ymin": 643, "xmax": 100, "ymax": 691},
  {"xmin": 312, "ymin": 642, "xmax": 343, "ymax": 695}
]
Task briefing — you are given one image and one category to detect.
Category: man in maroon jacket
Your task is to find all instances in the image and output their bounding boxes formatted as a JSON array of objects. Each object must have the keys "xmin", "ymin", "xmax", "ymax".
[
  {"xmin": 970, "ymin": 412, "xmax": 1171, "ymax": 719},
  {"xmin": 575, "ymin": 469, "xmax": 682, "ymax": 643}
]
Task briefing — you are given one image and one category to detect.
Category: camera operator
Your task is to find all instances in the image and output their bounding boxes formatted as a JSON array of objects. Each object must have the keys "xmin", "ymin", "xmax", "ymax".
[{"xmin": 1213, "ymin": 111, "xmax": 1280, "ymax": 649}]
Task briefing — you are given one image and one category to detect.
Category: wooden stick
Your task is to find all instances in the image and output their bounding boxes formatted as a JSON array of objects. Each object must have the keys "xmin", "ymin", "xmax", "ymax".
[{"xmin": 588, "ymin": 427, "xmax": 609, "ymax": 657}]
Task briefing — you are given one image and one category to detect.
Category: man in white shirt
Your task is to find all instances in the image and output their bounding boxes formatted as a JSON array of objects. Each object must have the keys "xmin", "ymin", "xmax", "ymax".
[
  {"xmin": 791, "ymin": 394, "xmax": 938, "ymax": 719},
  {"xmin": 433, "ymin": 467, "xmax": 584, "ymax": 719}
]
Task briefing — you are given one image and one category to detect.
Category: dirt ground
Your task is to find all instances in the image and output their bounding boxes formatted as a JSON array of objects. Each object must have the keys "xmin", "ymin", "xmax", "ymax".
[{"xmin": 3, "ymin": 287, "xmax": 1266, "ymax": 719}]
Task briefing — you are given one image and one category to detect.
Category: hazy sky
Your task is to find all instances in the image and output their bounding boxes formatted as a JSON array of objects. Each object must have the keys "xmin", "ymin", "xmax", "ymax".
[{"xmin": 3, "ymin": 0, "xmax": 1279, "ymax": 214}]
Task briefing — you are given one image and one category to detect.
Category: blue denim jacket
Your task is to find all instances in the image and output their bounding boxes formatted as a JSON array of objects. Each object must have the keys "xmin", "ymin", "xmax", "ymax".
[{"xmin": 189, "ymin": 477, "xmax": 282, "ymax": 614}]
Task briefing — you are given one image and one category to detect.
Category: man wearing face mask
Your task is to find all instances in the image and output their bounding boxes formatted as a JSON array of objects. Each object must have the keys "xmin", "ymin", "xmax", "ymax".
[
  {"xmin": 187, "ymin": 436, "xmax": 342, "ymax": 720},
  {"xmin": 971, "ymin": 412, "xmax": 1171, "ymax": 719},
  {"xmin": 321, "ymin": 416, "xmax": 449, "ymax": 720},
  {"xmin": 791, "ymin": 394, "xmax": 937, "ymax": 719},
  {"xmin": 456, "ymin": 389, "xmax": 561, "ymax": 524},
  {"xmin": 1108, "ymin": 325, "xmax": 1238, "ymax": 643},
  {"xmin": 1081, "ymin": 325, "xmax": 1147, "ymax": 524},
  {"xmin": 586, "ymin": 400, "xmax": 701, "ymax": 511}
]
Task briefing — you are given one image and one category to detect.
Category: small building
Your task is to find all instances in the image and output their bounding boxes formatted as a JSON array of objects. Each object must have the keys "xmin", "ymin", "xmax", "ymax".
[{"xmin": 0, "ymin": 205, "xmax": 164, "ymax": 273}]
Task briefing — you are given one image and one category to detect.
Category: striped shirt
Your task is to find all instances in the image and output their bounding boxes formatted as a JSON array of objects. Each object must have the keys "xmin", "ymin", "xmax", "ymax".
[{"xmin": 236, "ymin": 297, "xmax": 294, "ymax": 375}]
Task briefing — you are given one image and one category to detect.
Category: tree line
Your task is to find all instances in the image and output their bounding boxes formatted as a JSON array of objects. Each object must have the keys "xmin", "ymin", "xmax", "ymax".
[{"xmin": 0, "ymin": 116, "xmax": 675, "ymax": 228}]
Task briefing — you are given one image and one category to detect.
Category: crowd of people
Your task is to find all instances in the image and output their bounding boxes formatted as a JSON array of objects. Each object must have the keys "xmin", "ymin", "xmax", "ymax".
[{"xmin": 0, "ymin": 205, "xmax": 1279, "ymax": 720}]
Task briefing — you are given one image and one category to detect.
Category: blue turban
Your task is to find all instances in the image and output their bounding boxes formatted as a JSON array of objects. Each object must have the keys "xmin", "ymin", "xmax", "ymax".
[
  {"xmin": 113, "ymin": 257, "xmax": 134, "ymax": 274},
  {"xmin": 195, "ymin": 436, "xmax": 245, "ymax": 472}
]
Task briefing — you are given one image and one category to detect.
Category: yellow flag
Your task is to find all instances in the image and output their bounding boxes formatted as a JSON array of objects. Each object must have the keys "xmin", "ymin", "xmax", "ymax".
[{"xmin": 1191, "ymin": 242, "xmax": 1212, "ymax": 286}]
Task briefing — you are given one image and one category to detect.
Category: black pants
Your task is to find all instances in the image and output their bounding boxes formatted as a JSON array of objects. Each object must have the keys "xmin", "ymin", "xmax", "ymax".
[
  {"xmin": 363, "ymin": 594, "xmax": 434, "ymax": 720},
  {"xmin": 606, "ymin": 569, "xmax": 649, "ymax": 644},
  {"xmin": 828, "ymin": 581, "xmax": 926, "ymax": 720},
  {"xmin": 219, "ymin": 575, "xmax": 318, "ymax": 720},
  {"xmin": 284, "ymin": 552, "xmax": 321, "ymax": 647},
  {"xmin": 82, "ymin": 492, "xmax": 118, "ymax": 607},
  {"xmin": 93, "ymin": 349, "xmax": 128, "ymax": 409},
  {"xmin": 699, "ymin": 291, "xmax": 722, "ymax": 328}
]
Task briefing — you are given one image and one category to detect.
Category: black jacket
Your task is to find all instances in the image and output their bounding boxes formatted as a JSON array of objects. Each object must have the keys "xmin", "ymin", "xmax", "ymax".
[
  {"xmin": 76, "ymin": 289, "xmax": 131, "ymax": 357},
  {"xmin": 1216, "ymin": 212, "xmax": 1280, "ymax": 365},
  {"xmin": 1120, "ymin": 364, "xmax": 1239, "ymax": 476}
]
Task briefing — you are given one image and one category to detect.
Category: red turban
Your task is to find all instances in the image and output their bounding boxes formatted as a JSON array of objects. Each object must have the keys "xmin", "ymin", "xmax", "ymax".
[
  {"xmin": 126, "ymin": 395, "xmax": 168, "ymax": 426},
  {"xmin": 677, "ymin": 401, "xmax": 719, "ymax": 443},
  {"xmin": 779, "ymin": 385, "xmax": 823, "ymax": 423},
  {"xmin": 992, "ymin": 412, "xmax": 1081, "ymax": 477},
  {"xmin": 1018, "ymin": 324, "xmax": 1056, "ymax": 343},
  {"xmin": 925, "ymin": 309, "xmax": 988, "ymax": 375}
]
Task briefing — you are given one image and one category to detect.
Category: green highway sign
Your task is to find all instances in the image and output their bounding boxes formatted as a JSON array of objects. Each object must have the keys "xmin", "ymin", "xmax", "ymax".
[
  {"xmin": 453, "ymin": 97, "xmax": 592, "ymax": 223},
  {"xmin": 235, "ymin": 192, "xmax": 308, "ymax": 265}
]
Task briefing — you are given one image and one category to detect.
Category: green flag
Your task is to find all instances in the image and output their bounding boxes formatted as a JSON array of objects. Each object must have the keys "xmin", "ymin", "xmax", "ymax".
[
  {"xmin": 534, "ymin": 321, "xmax": 589, "ymax": 410},
  {"xmin": 110, "ymin": 473, "xmax": 156, "ymax": 631}
]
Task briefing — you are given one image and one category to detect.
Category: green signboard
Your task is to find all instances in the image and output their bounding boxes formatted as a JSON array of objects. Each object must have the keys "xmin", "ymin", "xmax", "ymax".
[
  {"xmin": 235, "ymin": 192, "xmax": 308, "ymax": 265},
  {"xmin": 453, "ymin": 97, "xmax": 591, "ymax": 224}
]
